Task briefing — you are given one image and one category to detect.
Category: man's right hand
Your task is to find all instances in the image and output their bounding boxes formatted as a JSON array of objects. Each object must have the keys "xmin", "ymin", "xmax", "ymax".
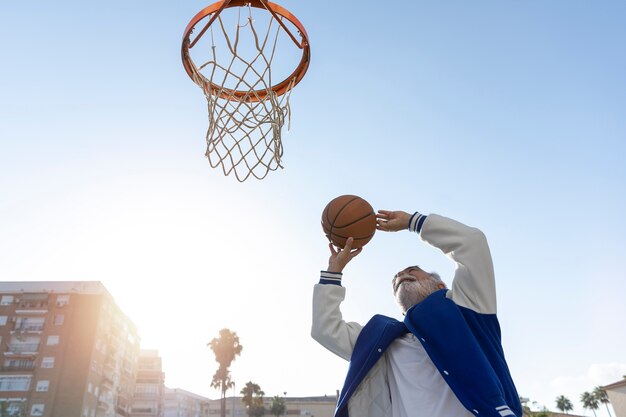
[
  {"xmin": 376, "ymin": 210, "xmax": 411, "ymax": 232},
  {"xmin": 327, "ymin": 237, "xmax": 362, "ymax": 273}
]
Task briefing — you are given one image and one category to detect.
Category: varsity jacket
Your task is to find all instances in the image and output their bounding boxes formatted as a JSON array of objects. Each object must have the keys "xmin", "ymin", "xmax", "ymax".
[{"xmin": 311, "ymin": 213, "xmax": 521, "ymax": 417}]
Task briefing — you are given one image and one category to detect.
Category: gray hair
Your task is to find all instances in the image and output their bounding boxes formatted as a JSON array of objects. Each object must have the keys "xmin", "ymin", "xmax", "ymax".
[
  {"xmin": 394, "ymin": 265, "xmax": 445, "ymax": 287},
  {"xmin": 403, "ymin": 265, "xmax": 443, "ymax": 284},
  {"xmin": 429, "ymin": 271, "xmax": 443, "ymax": 284}
]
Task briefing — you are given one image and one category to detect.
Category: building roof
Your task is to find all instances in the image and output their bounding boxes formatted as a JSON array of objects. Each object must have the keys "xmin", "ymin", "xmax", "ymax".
[
  {"xmin": 0, "ymin": 280, "xmax": 110, "ymax": 296},
  {"xmin": 283, "ymin": 395, "xmax": 337, "ymax": 403},
  {"xmin": 603, "ymin": 378, "xmax": 626, "ymax": 390},
  {"xmin": 164, "ymin": 386, "xmax": 211, "ymax": 401},
  {"xmin": 0, "ymin": 281, "xmax": 138, "ymax": 332}
]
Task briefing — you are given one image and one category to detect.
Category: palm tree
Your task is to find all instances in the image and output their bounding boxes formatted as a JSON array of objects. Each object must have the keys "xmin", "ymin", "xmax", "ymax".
[
  {"xmin": 555, "ymin": 395, "xmax": 573, "ymax": 414},
  {"xmin": 581, "ymin": 391, "xmax": 599, "ymax": 417},
  {"xmin": 593, "ymin": 386, "xmax": 612, "ymax": 417},
  {"xmin": 241, "ymin": 381, "xmax": 266, "ymax": 417},
  {"xmin": 209, "ymin": 328, "xmax": 243, "ymax": 417},
  {"xmin": 270, "ymin": 395, "xmax": 286, "ymax": 417}
]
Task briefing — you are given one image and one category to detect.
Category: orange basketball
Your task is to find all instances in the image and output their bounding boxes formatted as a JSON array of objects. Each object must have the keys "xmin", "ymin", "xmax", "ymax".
[{"xmin": 321, "ymin": 195, "xmax": 376, "ymax": 249}]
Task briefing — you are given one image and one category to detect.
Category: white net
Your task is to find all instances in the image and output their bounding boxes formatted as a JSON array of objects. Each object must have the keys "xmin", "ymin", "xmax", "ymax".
[{"xmin": 186, "ymin": 5, "xmax": 300, "ymax": 181}]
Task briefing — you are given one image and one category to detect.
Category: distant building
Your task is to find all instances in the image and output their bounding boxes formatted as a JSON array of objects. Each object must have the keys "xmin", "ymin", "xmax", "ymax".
[
  {"xmin": 280, "ymin": 396, "xmax": 337, "ymax": 417},
  {"xmin": 204, "ymin": 394, "xmax": 337, "ymax": 417},
  {"xmin": 603, "ymin": 379, "xmax": 626, "ymax": 417},
  {"xmin": 0, "ymin": 281, "xmax": 140, "ymax": 417},
  {"xmin": 163, "ymin": 387, "xmax": 209, "ymax": 417},
  {"xmin": 131, "ymin": 350, "xmax": 165, "ymax": 417}
]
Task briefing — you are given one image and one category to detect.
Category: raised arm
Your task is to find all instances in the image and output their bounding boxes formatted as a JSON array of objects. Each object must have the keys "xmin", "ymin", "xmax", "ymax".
[
  {"xmin": 419, "ymin": 214, "xmax": 497, "ymax": 314},
  {"xmin": 311, "ymin": 238, "xmax": 364, "ymax": 360},
  {"xmin": 377, "ymin": 210, "xmax": 497, "ymax": 314}
]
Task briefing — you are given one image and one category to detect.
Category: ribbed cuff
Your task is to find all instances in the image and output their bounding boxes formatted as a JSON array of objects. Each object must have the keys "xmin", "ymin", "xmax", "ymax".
[
  {"xmin": 320, "ymin": 271, "xmax": 342, "ymax": 286},
  {"xmin": 408, "ymin": 212, "xmax": 428, "ymax": 233}
]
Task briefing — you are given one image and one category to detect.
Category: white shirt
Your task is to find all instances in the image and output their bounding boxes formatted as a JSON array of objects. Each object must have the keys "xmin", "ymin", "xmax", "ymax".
[{"xmin": 387, "ymin": 333, "xmax": 474, "ymax": 417}]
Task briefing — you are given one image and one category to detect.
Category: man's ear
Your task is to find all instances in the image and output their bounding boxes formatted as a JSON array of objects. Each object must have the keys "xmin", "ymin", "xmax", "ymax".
[{"xmin": 438, "ymin": 283, "xmax": 446, "ymax": 290}]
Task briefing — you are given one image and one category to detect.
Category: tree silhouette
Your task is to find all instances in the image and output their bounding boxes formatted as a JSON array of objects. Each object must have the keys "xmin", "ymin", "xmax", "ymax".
[
  {"xmin": 555, "ymin": 395, "xmax": 573, "ymax": 414},
  {"xmin": 241, "ymin": 381, "xmax": 266, "ymax": 417},
  {"xmin": 209, "ymin": 328, "xmax": 243, "ymax": 417},
  {"xmin": 270, "ymin": 395, "xmax": 286, "ymax": 417},
  {"xmin": 581, "ymin": 391, "xmax": 599, "ymax": 417},
  {"xmin": 593, "ymin": 386, "xmax": 612, "ymax": 417}
]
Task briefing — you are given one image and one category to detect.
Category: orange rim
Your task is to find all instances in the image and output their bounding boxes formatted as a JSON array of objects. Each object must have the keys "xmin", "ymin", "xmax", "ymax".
[{"xmin": 181, "ymin": 0, "xmax": 311, "ymax": 102}]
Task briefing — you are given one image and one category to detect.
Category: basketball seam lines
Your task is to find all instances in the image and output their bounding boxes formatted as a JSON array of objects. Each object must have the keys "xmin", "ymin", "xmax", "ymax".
[
  {"xmin": 328, "ymin": 196, "xmax": 361, "ymax": 237},
  {"xmin": 332, "ymin": 212, "xmax": 375, "ymax": 229}
]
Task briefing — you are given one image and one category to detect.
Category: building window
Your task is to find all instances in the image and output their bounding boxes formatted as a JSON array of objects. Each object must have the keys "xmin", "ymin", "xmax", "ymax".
[
  {"xmin": 54, "ymin": 314, "xmax": 64, "ymax": 325},
  {"xmin": 31, "ymin": 404, "xmax": 45, "ymax": 416},
  {"xmin": 0, "ymin": 295, "xmax": 14, "ymax": 305},
  {"xmin": 47, "ymin": 335, "xmax": 60, "ymax": 346},
  {"xmin": 0, "ymin": 376, "xmax": 32, "ymax": 391},
  {"xmin": 36, "ymin": 380, "xmax": 49, "ymax": 392},
  {"xmin": 7, "ymin": 334, "xmax": 40, "ymax": 354},
  {"xmin": 15, "ymin": 316, "xmax": 45, "ymax": 331},
  {"xmin": 131, "ymin": 402, "xmax": 155, "ymax": 414},
  {"xmin": 20, "ymin": 293, "xmax": 48, "ymax": 309},
  {"xmin": 56, "ymin": 295, "xmax": 70, "ymax": 307},
  {"xmin": 3, "ymin": 359, "xmax": 35, "ymax": 370},
  {"xmin": 41, "ymin": 357, "xmax": 55, "ymax": 369},
  {"xmin": 0, "ymin": 316, "xmax": 7, "ymax": 326},
  {"xmin": 4, "ymin": 402, "xmax": 25, "ymax": 416},
  {"xmin": 135, "ymin": 383, "xmax": 160, "ymax": 395}
]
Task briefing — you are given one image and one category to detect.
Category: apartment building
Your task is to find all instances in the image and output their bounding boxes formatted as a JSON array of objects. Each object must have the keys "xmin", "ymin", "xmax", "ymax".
[
  {"xmin": 603, "ymin": 379, "xmax": 625, "ymax": 417},
  {"xmin": 163, "ymin": 387, "xmax": 209, "ymax": 417},
  {"xmin": 130, "ymin": 350, "xmax": 165, "ymax": 417},
  {"xmin": 0, "ymin": 281, "xmax": 140, "ymax": 417}
]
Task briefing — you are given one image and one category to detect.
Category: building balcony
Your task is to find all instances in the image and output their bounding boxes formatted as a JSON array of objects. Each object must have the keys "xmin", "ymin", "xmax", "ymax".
[
  {"xmin": 116, "ymin": 396, "xmax": 130, "ymax": 408},
  {"xmin": 132, "ymin": 392, "xmax": 161, "ymax": 399},
  {"xmin": 1, "ymin": 364, "xmax": 35, "ymax": 372},
  {"xmin": 129, "ymin": 408, "xmax": 156, "ymax": 415},
  {"xmin": 5, "ymin": 343, "xmax": 40, "ymax": 355},
  {"xmin": 116, "ymin": 391, "xmax": 133, "ymax": 404},
  {"xmin": 136, "ymin": 369, "xmax": 164, "ymax": 377},
  {"xmin": 115, "ymin": 405, "xmax": 129, "ymax": 416},
  {"xmin": 101, "ymin": 373, "xmax": 115, "ymax": 389},
  {"xmin": 11, "ymin": 324, "xmax": 44, "ymax": 333},
  {"xmin": 15, "ymin": 308, "xmax": 48, "ymax": 314},
  {"xmin": 97, "ymin": 399, "xmax": 112, "ymax": 411},
  {"xmin": 136, "ymin": 377, "xmax": 165, "ymax": 384}
]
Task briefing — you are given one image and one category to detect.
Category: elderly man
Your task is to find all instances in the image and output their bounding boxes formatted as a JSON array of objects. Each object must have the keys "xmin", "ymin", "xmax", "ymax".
[{"xmin": 312, "ymin": 209, "xmax": 521, "ymax": 417}]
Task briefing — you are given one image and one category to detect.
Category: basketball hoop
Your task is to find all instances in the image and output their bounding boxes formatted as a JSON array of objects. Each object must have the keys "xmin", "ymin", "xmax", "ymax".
[{"xmin": 182, "ymin": 0, "xmax": 311, "ymax": 181}]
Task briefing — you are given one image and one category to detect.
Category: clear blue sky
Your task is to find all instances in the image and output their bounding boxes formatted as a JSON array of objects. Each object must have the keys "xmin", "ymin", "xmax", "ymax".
[{"xmin": 1, "ymin": 1, "xmax": 625, "ymax": 415}]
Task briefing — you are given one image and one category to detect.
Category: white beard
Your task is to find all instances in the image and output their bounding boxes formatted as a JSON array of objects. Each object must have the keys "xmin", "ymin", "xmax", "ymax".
[{"xmin": 395, "ymin": 279, "xmax": 441, "ymax": 313}]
